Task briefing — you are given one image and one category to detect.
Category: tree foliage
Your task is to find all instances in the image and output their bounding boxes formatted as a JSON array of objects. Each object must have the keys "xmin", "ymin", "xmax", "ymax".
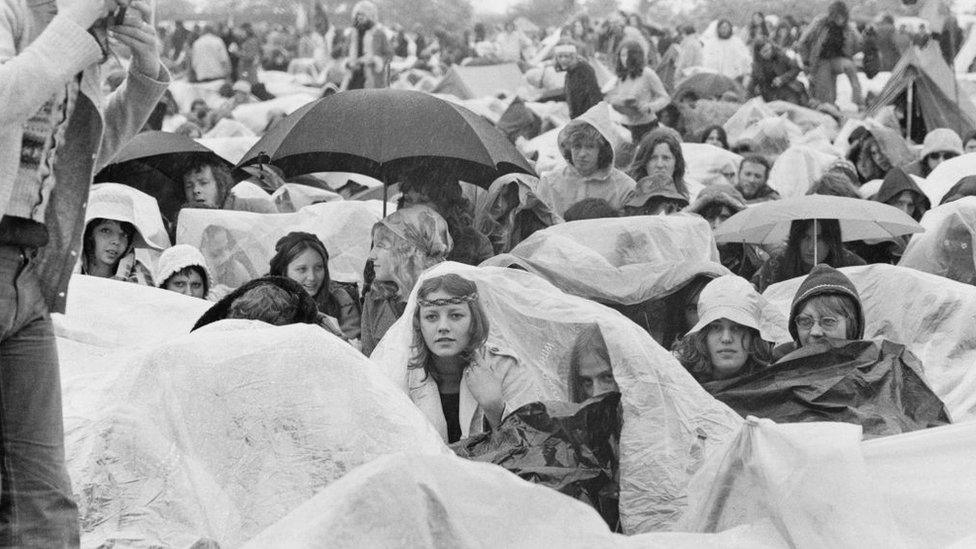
[{"xmin": 689, "ymin": 0, "xmax": 917, "ymax": 26}]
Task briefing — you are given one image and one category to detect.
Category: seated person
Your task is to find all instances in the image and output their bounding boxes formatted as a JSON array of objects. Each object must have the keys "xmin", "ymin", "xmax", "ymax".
[
  {"xmin": 192, "ymin": 276, "xmax": 319, "ymax": 330},
  {"xmin": 537, "ymin": 102, "xmax": 636, "ymax": 216},
  {"xmin": 685, "ymin": 185, "xmax": 767, "ymax": 280},
  {"xmin": 80, "ymin": 217, "xmax": 154, "ymax": 285},
  {"xmin": 673, "ymin": 275, "xmax": 773, "ymax": 384},
  {"xmin": 735, "ymin": 154, "xmax": 780, "ymax": 204},
  {"xmin": 269, "ymin": 232, "xmax": 362, "ymax": 341},
  {"xmin": 477, "ymin": 176, "xmax": 562, "ymax": 255},
  {"xmin": 406, "ymin": 273, "xmax": 544, "ymax": 443},
  {"xmin": 621, "ymin": 173, "xmax": 688, "ymax": 216},
  {"xmin": 568, "ymin": 324, "xmax": 619, "ymax": 403},
  {"xmin": 156, "ymin": 244, "xmax": 211, "ymax": 299},
  {"xmin": 849, "ymin": 168, "xmax": 930, "ymax": 265},
  {"xmin": 181, "ymin": 158, "xmax": 235, "ymax": 209},
  {"xmin": 708, "ymin": 264, "xmax": 950, "ymax": 437},
  {"xmin": 751, "ymin": 219, "xmax": 866, "ymax": 292},
  {"xmin": 563, "ymin": 198, "xmax": 619, "ymax": 222}
]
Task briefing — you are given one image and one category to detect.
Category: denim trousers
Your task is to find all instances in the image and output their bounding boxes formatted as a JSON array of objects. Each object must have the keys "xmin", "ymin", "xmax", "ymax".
[{"xmin": 0, "ymin": 245, "xmax": 79, "ymax": 547}]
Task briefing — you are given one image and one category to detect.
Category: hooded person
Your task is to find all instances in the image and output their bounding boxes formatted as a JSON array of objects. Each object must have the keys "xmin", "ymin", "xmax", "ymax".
[
  {"xmin": 846, "ymin": 123, "xmax": 914, "ymax": 185},
  {"xmin": 79, "ymin": 187, "xmax": 162, "ymax": 286},
  {"xmin": 537, "ymin": 102, "xmax": 636, "ymax": 217},
  {"xmin": 621, "ymin": 173, "xmax": 689, "ymax": 216},
  {"xmin": 847, "ymin": 168, "xmax": 932, "ymax": 265},
  {"xmin": 361, "ymin": 205, "xmax": 453, "ymax": 355},
  {"xmin": 672, "ymin": 275, "xmax": 774, "ymax": 385},
  {"xmin": 192, "ymin": 276, "xmax": 320, "ymax": 331},
  {"xmin": 685, "ymin": 184, "xmax": 768, "ymax": 279},
  {"xmin": 156, "ymin": 244, "xmax": 212, "ymax": 300},
  {"xmin": 899, "ymin": 197, "xmax": 976, "ymax": 286},
  {"xmin": 902, "ymin": 128, "xmax": 963, "ymax": 178},
  {"xmin": 476, "ymin": 175, "xmax": 563, "ymax": 255},
  {"xmin": 342, "ymin": 1, "xmax": 392, "ymax": 90},
  {"xmin": 716, "ymin": 264, "xmax": 950, "ymax": 436},
  {"xmin": 701, "ymin": 19, "xmax": 752, "ymax": 80}
]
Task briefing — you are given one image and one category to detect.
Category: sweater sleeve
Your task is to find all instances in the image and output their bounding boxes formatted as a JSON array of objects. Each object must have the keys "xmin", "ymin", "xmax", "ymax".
[{"xmin": 643, "ymin": 69, "xmax": 671, "ymax": 113}]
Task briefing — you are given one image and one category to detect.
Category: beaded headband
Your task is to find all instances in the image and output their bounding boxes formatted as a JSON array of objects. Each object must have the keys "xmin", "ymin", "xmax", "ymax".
[{"xmin": 418, "ymin": 292, "xmax": 478, "ymax": 307}]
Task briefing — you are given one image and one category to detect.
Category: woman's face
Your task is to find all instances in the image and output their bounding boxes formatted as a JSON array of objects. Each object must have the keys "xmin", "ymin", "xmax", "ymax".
[
  {"xmin": 752, "ymin": 13, "xmax": 764, "ymax": 25},
  {"xmin": 718, "ymin": 21, "xmax": 733, "ymax": 39},
  {"xmin": 868, "ymin": 139, "xmax": 891, "ymax": 171},
  {"xmin": 286, "ymin": 247, "xmax": 326, "ymax": 296},
  {"xmin": 646, "ymin": 143, "xmax": 676, "ymax": 178},
  {"xmin": 90, "ymin": 220, "xmax": 129, "ymax": 270},
  {"xmin": 925, "ymin": 151, "xmax": 957, "ymax": 172},
  {"xmin": 571, "ymin": 141, "xmax": 601, "ymax": 176},
  {"xmin": 795, "ymin": 301, "xmax": 848, "ymax": 347},
  {"xmin": 891, "ymin": 191, "xmax": 916, "ymax": 217},
  {"xmin": 705, "ymin": 318, "xmax": 752, "ymax": 379},
  {"xmin": 965, "ymin": 138, "xmax": 976, "ymax": 154},
  {"xmin": 419, "ymin": 289, "xmax": 473, "ymax": 358},
  {"xmin": 705, "ymin": 130, "xmax": 724, "ymax": 149},
  {"xmin": 164, "ymin": 270, "xmax": 206, "ymax": 298},
  {"xmin": 799, "ymin": 222, "xmax": 828, "ymax": 266},
  {"xmin": 369, "ymin": 237, "xmax": 397, "ymax": 283}
]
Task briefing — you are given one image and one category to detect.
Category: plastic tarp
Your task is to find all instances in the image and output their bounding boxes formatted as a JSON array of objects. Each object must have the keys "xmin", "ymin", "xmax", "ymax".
[
  {"xmin": 270, "ymin": 183, "xmax": 343, "ymax": 212},
  {"xmin": 900, "ymin": 196, "xmax": 976, "ymax": 285},
  {"xmin": 766, "ymin": 100, "xmax": 840, "ymax": 140},
  {"xmin": 703, "ymin": 340, "xmax": 950, "ymax": 437},
  {"xmin": 88, "ymin": 183, "xmax": 171, "ymax": 250},
  {"xmin": 733, "ymin": 116, "xmax": 801, "ymax": 158},
  {"xmin": 723, "ymin": 97, "xmax": 776, "ymax": 144},
  {"xmin": 371, "ymin": 262, "xmax": 743, "ymax": 533},
  {"xmin": 919, "ymin": 152, "xmax": 976, "ymax": 206},
  {"xmin": 763, "ymin": 263, "xmax": 976, "ymax": 421},
  {"xmin": 767, "ymin": 145, "xmax": 838, "ymax": 199},
  {"xmin": 432, "ymin": 63, "xmax": 528, "ymax": 100},
  {"xmin": 483, "ymin": 215, "xmax": 722, "ymax": 306},
  {"xmin": 56, "ymin": 276, "xmax": 449, "ymax": 547},
  {"xmin": 681, "ymin": 143, "xmax": 742, "ymax": 187},
  {"xmin": 177, "ymin": 200, "xmax": 383, "ymax": 288},
  {"xmin": 243, "ymin": 452, "xmax": 792, "ymax": 549},
  {"xmin": 867, "ymin": 44, "xmax": 976, "ymax": 138},
  {"xmin": 231, "ymin": 94, "xmax": 318, "ymax": 135}
]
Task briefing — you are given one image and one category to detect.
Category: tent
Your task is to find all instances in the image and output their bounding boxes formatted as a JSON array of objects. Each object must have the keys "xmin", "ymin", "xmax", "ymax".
[
  {"xmin": 867, "ymin": 43, "xmax": 976, "ymax": 138},
  {"xmin": 432, "ymin": 63, "xmax": 527, "ymax": 100}
]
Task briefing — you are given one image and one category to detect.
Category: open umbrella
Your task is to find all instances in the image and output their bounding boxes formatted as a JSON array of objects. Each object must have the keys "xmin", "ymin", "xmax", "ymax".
[
  {"xmin": 675, "ymin": 72, "xmax": 745, "ymax": 101},
  {"xmin": 95, "ymin": 131, "xmax": 234, "ymax": 228},
  {"xmin": 713, "ymin": 195, "xmax": 924, "ymax": 246},
  {"xmin": 236, "ymin": 89, "xmax": 536, "ymax": 189}
]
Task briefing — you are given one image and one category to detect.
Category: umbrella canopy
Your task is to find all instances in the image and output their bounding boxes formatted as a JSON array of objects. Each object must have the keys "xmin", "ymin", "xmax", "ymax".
[
  {"xmin": 714, "ymin": 195, "xmax": 924, "ymax": 245},
  {"xmin": 675, "ymin": 72, "xmax": 745, "ymax": 101},
  {"xmin": 236, "ymin": 89, "xmax": 536, "ymax": 188},
  {"xmin": 95, "ymin": 131, "xmax": 234, "ymax": 228}
]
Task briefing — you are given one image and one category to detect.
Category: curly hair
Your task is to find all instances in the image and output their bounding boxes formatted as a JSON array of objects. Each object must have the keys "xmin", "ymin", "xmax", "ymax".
[
  {"xmin": 627, "ymin": 128, "xmax": 688, "ymax": 196},
  {"xmin": 672, "ymin": 325, "xmax": 772, "ymax": 383},
  {"xmin": 408, "ymin": 274, "xmax": 490, "ymax": 382},
  {"xmin": 181, "ymin": 158, "xmax": 235, "ymax": 208},
  {"xmin": 558, "ymin": 122, "xmax": 614, "ymax": 171}
]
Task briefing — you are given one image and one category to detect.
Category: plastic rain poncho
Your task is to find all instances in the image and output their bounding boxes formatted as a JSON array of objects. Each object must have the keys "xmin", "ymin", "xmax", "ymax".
[
  {"xmin": 899, "ymin": 197, "xmax": 976, "ymax": 286},
  {"xmin": 58, "ymin": 277, "xmax": 448, "ymax": 547},
  {"xmin": 767, "ymin": 145, "xmax": 839, "ymax": 198},
  {"xmin": 177, "ymin": 200, "xmax": 384, "ymax": 288},
  {"xmin": 371, "ymin": 262, "xmax": 743, "ymax": 533},
  {"xmin": 475, "ymin": 174, "xmax": 563, "ymax": 255},
  {"xmin": 763, "ymin": 263, "xmax": 976, "ymax": 422}
]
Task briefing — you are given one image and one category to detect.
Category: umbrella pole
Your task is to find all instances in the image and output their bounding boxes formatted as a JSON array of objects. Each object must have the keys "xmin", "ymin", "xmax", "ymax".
[
  {"xmin": 383, "ymin": 178, "xmax": 388, "ymax": 217},
  {"xmin": 906, "ymin": 84, "xmax": 914, "ymax": 141},
  {"xmin": 814, "ymin": 218, "xmax": 819, "ymax": 268}
]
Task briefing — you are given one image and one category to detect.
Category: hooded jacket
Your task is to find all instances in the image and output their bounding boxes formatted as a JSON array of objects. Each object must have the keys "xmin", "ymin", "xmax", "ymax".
[
  {"xmin": 477, "ymin": 175, "xmax": 563, "ymax": 254},
  {"xmin": 787, "ymin": 263, "xmax": 865, "ymax": 344},
  {"xmin": 539, "ymin": 102, "xmax": 636, "ymax": 216},
  {"xmin": 874, "ymin": 167, "xmax": 930, "ymax": 221}
]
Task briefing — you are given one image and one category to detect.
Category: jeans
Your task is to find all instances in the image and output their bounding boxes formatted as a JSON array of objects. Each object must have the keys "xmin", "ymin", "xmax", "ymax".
[
  {"xmin": 0, "ymin": 245, "xmax": 79, "ymax": 547},
  {"xmin": 810, "ymin": 56, "xmax": 863, "ymax": 106}
]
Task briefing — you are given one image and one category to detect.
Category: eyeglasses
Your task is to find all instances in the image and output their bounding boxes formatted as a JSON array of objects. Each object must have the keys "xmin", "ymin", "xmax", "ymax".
[
  {"xmin": 927, "ymin": 152, "xmax": 959, "ymax": 161},
  {"xmin": 794, "ymin": 316, "xmax": 839, "ymax": 330}
]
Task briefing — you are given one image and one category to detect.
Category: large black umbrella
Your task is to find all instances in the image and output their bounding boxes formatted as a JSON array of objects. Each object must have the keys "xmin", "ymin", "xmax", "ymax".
[
  {"xmin": 236, "ymin": 89, "xmax": 536, "ymax": 189},
  {"xmin": 95, "ymin": 131, "xmax": 233, "ymax": 228}
]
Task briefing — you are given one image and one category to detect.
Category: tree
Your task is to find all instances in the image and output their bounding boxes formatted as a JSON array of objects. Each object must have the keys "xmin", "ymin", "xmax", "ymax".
[{"xmin": 507, "ymin": 0, "xmax": 579, "ymax": 30}]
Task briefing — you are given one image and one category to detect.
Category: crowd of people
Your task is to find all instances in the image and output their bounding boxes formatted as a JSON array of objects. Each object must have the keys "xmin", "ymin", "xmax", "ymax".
[{"xmin": 2, "ymin": 0, "xmax": 976, "ymax": 544}]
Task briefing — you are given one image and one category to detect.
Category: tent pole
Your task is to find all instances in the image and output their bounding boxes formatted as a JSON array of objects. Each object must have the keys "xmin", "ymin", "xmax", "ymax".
[
  {"xmin": 906, "ymin": 83, "xmax": 914, "ymax": 141},
  {"xmin": 814, "ymin": 219, "xmax": 819, "ymax": 269}
]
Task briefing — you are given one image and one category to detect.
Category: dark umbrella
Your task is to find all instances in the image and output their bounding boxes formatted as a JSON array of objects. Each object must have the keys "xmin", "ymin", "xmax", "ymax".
[
  {"xmin": 95, "ymin": 131, "xmax": 234, "ymax": 229},
  {"xmin": 236, "ymin": 89, "xmax": 536, "ymax": 190},
  {"xmin": 674, "ymin": 72, "xmax": 745, "ymax": 101}
]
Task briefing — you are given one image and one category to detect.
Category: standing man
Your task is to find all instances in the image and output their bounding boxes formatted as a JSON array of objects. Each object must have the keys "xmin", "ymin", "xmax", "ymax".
[
  {"xmin": 553, "ymin": 39, "xmax": 603, "ymax": 120},
  {"xmin": 798, "ymin": 1, "xmax": 863, "ymax": 108},
  {"xmin": 342, "ymin": 1, "xmax": 391, "ymax": 90},
  {"xmin": 0, "ymin": 0, "xmax": 169, "ymax": 544}
]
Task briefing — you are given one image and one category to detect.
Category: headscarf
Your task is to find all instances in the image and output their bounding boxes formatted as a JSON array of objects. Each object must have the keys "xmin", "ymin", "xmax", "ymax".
[{"xmin": 377, "ymin": 205, "xmax": 453, "ymax": 260}]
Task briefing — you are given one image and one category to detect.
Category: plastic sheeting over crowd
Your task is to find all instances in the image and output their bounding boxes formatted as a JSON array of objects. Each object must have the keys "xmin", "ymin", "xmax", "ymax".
[
  {"xmin": 55, "ymin": 276, "xmax": 449, "ymax": 547},
  {"xmin": 371, "ymin": 262, "xmax": 744, "ymax": 533}
]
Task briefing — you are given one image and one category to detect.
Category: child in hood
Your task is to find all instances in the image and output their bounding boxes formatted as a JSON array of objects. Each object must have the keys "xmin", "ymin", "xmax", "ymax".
[
  {"xmin": 156, "ymin": 244, "xmax": 212, "ymax": 300},
  {"xmin": 79, "ymin": 189, "xmax": 160, "ymax": 286},
  {"xmin": 537, "ymin": 102, "xmax": 636, "ymax": 217}
]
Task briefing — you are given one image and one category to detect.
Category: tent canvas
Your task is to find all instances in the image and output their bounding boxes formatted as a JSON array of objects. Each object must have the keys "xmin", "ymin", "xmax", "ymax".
[
  {"xmin": 432, "ymin": 63, "xmax": 527, "ymax": 100},
  {"xmin": 867, "ymin": 43, "xmax": 976, "ymax": 138}
]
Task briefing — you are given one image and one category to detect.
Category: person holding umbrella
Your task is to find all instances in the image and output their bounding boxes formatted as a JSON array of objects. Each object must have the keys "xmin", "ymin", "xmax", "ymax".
[
  {"xmin": 750, "ymin": 219, "xmax": 866, "ymax": 292},
  {"xmin": 361, "ymin": 205, "xmax": 453, "ymax": 355}
]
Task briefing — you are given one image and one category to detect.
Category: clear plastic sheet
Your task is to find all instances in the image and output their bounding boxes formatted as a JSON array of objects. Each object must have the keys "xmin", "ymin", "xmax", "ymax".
[
  {"xmin": 56, "ymin": 277, "xmax": 449, "ymax": 547},
  {"xmin": 371, "ymin": 262, "xmax": 743, "ymax": 533},
  {"xmin": 177, "ymin": 200, "xmax": 384, "ymax": 287},
  {"xmin": 767, "ymin": 145, "xmax": 838, "ymax": 199},
  {"xmin": 763, "ymin": 263, "xmax": 976, "ymax": 421},
  {"xmin": 681, "ymin": 143, "xmax": 742, "ymax": 188},
  {"xmin": 899, "ymin": 197, "xmax": 976, "ymax": 286}
]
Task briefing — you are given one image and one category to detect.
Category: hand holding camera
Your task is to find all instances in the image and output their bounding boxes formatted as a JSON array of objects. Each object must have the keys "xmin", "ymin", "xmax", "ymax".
[{"xmin": 56, "ymin": 0, "xmax": 122, "ymax": 30}]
